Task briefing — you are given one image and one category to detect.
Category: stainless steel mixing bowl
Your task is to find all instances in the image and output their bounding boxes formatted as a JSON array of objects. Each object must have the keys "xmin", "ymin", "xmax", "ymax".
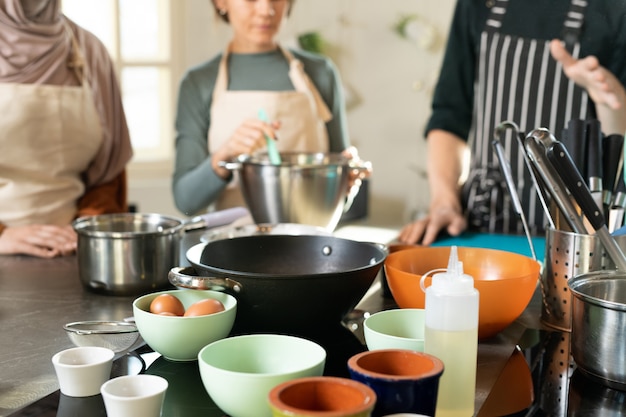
[{"xmin": 220, "ymin": 152, "xmax": 371, "ymax": 232}]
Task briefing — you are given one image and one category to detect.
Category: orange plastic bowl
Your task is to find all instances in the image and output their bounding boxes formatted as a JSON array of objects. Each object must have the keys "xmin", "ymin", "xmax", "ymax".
[{"xmin": 384, "ymin": 246, "xmax": 540, "ymax": 340}]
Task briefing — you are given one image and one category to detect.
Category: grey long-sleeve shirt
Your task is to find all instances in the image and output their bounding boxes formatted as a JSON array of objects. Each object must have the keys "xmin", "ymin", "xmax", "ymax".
[{"xmin": 172, "ymin": 48, "xmax": 349, "ymax": 216}]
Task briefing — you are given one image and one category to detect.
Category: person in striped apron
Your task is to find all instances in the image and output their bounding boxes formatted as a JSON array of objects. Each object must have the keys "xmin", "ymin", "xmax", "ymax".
[{"xmin": 399, "ymin": 0, "xmax": 626, "ymax": 245}]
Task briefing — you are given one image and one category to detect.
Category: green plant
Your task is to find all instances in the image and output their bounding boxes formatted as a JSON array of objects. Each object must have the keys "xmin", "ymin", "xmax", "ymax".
[{"xmin": 298, "ymin": 31, "xmax": 324, "ymax": 54}]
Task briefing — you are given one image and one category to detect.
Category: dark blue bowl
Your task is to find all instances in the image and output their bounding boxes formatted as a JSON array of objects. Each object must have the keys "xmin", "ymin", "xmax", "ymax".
[{"xmin": 347, "ymin": 349, "xmax": 443, "ymax": 417}]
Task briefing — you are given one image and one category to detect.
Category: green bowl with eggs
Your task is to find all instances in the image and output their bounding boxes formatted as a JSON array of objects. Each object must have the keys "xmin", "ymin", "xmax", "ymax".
[{"xmin": 133, "ymin": 289, "xmax": 237, "ymax": 361}]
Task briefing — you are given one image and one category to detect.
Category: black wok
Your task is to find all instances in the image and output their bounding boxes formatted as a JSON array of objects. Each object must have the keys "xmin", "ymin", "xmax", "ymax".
[{"xmin": 172, "ymin": 235, "xmax": 386, "ymax": 336}]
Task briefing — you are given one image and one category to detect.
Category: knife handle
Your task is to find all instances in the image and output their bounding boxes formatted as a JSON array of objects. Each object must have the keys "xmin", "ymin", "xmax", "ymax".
[
  {"xmin": 603, "ymin": 134, "xmax": 624, "ymax": 203},
  {"xmin": 546, "ymin": 141, "xmax": 606, "ymax": 231},
  {"xmin": 614, "ymin": 168, "xmax": 626, "ymax": 208},
  {"xmin": 564, "ymin": 119, "xmax": 586, "ymax": 172},
  {"xmin": 585, "ymin": 119, "xmax": 603, "ymax": 184}
]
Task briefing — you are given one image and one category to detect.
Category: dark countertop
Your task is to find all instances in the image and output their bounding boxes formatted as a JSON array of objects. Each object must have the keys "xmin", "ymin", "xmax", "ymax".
[
  {"xmin": 1, "ymin": 226, "xmax": 622, "ymax": 417},
  {"xmin": 0, "ymin": 255, "xmax": 136, "ymax": 416}
]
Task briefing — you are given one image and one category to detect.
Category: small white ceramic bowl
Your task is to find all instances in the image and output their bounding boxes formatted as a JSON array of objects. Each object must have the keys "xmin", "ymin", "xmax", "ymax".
[
  {"xmin": 52, "ymin": 346, "xmax": 115, "ymax": 397},
  {"xmin": 101, "ymin": 374, "xmax": 168, "ymax": 417},
  {"xmin": 363, "ymin": 308, "xmax": 425, "ymax": 352},
  {"xmin": 198, "ymin": 334, "xmax": 326, "ymax": 417}
]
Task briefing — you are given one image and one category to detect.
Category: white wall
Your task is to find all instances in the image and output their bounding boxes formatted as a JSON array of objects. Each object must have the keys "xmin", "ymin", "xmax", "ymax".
[{"xmin": 128, "ymin": 0, "xmax": 456, "ymax": 222}]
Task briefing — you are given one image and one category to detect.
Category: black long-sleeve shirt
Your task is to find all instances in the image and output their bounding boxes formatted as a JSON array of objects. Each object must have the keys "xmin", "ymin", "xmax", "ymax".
[{"xmin": 426, "ymin": 0, "xmax": 626, "ymax": 141}]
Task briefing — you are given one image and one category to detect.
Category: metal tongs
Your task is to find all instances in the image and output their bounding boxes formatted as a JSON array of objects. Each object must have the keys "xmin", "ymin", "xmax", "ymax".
[
  {"xmin": 492, "ymin": 122, "xmax": 541, "ymax": 260},
  {"xmin": 524, "ymin": 128, "xmax": 626, "ymax": 271}
]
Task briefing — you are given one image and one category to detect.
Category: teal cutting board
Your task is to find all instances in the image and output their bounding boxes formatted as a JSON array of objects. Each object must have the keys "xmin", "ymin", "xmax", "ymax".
[{"xmin": 432, "ymin": 232, "xmax": 545, "ymax": 260}]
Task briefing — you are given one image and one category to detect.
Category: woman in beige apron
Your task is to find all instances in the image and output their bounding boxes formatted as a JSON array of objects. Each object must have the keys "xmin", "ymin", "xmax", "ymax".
[
  {"xmin": 172, "ymin": 0, "xmax": 355, "ymax": 215},
  {"xmin": 0, "ymin": 0, "xmax": 132, "ymax": 258},
  {"xmin": 209, "ymin": 44, "xmax": 333, "ymax": 209}
]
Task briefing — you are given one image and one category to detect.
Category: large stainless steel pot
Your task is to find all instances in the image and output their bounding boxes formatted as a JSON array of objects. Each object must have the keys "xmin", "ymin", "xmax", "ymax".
[
  {"xmin": 170, "ymin": 235, "xmax": 387, "ymax": 337},
  {"xmin": 73, "ymin": 208, "xmax": 249, "ymax": 296},
  {"xmin": 568, "ymin": 271, "xmax": 626, "ymax": 390},
  {"xmin": 220, "ymin": 152, "xmax": 371, "ymax": 232}
]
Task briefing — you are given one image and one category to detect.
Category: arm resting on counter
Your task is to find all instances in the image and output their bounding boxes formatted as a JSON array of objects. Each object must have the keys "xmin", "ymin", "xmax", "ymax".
[{"xmin": 77, "ymin": 169, "xmax": 129, "ymax": 217}]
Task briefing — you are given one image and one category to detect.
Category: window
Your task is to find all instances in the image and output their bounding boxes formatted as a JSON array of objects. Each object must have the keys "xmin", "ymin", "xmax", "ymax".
[{"xmin": 62, "ymin": 0, "xmax": 177, "ymax": 163}]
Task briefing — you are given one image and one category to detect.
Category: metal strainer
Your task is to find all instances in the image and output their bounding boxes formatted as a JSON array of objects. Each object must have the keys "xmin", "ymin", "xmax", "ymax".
[{"xmin": 64, "ymin": 320, "xmax": 140, "ymax": 353}]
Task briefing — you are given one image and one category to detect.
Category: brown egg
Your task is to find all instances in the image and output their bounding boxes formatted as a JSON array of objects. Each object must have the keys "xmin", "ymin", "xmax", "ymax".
[
  {"xmin": 184, "ymin": 298, "xmax": 225, "ymax": 317},
  {"xmin": 150, "ymin": 294, "xmax": 185, "ymax": 316}
]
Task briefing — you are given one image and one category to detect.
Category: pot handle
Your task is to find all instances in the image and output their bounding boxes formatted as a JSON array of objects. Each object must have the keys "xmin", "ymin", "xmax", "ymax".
[
  {"xmin": 218, "ymin": 160, "xmax": 243, "ymax": 171},
  {"xmin": 183, "ymin": 207, "xmax": 250, "ymax": 232},
  {"xmin": 168, "ymin": 267, "xmax": 243, "ymax": 294},
  {"xmin": 343, "ymin": 159, "xmax": 372, "ymax": 213}
]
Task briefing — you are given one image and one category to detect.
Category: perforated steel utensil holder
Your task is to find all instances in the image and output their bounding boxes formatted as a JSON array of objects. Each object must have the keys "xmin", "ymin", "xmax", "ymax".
[{"xmin": 541, "ymin": 228, "xmax": 626, "ymax": 331}]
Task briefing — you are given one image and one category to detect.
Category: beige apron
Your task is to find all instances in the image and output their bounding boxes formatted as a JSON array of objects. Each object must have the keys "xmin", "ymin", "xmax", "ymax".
[
  {"xmin": 209, "ymin": 45, "xmax": 332, "ymax": 209},
  {"xmin": 0, "ymin": 28, "xmax": 102, "ymax": 226}
]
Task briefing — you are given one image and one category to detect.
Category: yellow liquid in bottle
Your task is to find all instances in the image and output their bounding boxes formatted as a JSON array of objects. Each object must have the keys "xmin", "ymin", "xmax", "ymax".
[{"xmin": 425, "ymin": 326, "xmax": 478, "ymax": 417}]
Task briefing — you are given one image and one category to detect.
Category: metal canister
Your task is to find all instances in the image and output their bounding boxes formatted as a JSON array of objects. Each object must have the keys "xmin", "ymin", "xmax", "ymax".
[{"xmin": 541, "ymin": 228, "xmax": 626, "ymax": 331}]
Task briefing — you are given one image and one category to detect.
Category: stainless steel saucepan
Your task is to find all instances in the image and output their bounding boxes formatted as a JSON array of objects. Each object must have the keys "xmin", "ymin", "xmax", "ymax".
[
  {"xmin": 73, "ymin": 207, "xmax": 249, "ymax": 296},
  {"xmin": 569, "ymin": 270, "xmax": 626, "ymax": 390}
]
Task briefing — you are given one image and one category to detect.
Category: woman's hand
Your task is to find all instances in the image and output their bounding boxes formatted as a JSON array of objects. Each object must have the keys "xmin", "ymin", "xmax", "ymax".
[
  {"xmin": 551, "ymin": 39, "xmax": 625, "ymax": 110},
  {"xmin": 0, "ymin": 224, "xmax": 77, "ymax": 258},
  {"xmin": 342, "ymin": 146, "xmax": 371, "ymax": 186},
  {"xmin": 399, "ymin": 130, "xmax": 468, "ymax": 245},
  {"xmin": 341, "ymin": 146, "xmax": 372, "ymax": 211},
  {"xmin": 398, "ymin": 199, "xmax": 466, "ymax": 245},
  {"xmin": 211, "ymin": 118, "xmax": 281, "ymax": 179}
]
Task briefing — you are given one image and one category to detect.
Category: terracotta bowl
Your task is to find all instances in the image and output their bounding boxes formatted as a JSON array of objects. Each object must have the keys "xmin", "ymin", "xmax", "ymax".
[
  {"xmin": 384, "ymin": 246, "xmax": 540, "ymax": 339},
  {"xmin": 268, "ymin": 376, "xmax": 376, "ymax": 417}
]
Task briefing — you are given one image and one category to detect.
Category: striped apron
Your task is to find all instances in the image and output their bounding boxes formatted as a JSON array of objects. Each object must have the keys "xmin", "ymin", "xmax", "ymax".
[{"xmin": 463, "ymin": 0, "xmax": 589, "ymax": 235}]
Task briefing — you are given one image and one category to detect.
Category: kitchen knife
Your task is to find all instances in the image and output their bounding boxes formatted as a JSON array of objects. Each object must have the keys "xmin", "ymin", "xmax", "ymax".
[
  {"xmin": 585, "ymin": 119, "xmax": 604, "ymax": 212},
  {"xmin": 602, "ymin": 134, "xmax": 624, "ymax": 209},
  {"xmin": 524, "ymin": 129, "xmax": 587, "ymax": 234},
  {"xmin": 546, "ymin": 140, "xmax": 626, "ymax": 270},
  {"xmin": 610, "ymin": 166, "xmax": 626, "ymax": 233},
  {"xmin": 563, "ymin": 119, "xmax": 586, "ymax": 172}
]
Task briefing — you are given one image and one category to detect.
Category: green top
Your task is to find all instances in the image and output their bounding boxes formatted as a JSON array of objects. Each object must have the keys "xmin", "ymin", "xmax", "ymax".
[
  {"xmin": 172, "ymin": 48, "xmax": 349, "ymax": 215},
  {"xmin": 425, "ymin": 0, "xmax": 626, "ymax": 140}
]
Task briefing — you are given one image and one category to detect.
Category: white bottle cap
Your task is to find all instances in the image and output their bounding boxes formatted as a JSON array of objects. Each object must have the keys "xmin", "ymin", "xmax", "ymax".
[{"xmin": 431, "ymin": 246, "xmax": 475, "ymax": 295}]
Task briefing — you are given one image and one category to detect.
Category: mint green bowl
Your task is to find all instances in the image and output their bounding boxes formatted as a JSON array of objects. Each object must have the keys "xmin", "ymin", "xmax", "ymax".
[
  {"xmin": 133, "ymin": 289, "xmax": 236, "ymax": 361},
  {"xmin": 198, "ymin": 334, "xmax": 326, "ymax": 417},
  {"xmin": 363, "ymin": 308, "xmax": 425, "ymax": 352}
]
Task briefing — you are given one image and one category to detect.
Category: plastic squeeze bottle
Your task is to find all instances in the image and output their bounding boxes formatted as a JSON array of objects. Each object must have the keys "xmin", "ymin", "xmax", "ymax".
[{"xmin": 422, "ymin": 246, "xmax": 479, "ymax": 417}]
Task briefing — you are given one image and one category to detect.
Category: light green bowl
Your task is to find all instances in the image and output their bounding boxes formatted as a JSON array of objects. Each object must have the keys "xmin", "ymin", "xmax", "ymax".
[
  {"xmin": 133, "ymin": 289, "xmax": 236, "ymax": 361},
  {"xmin": 363, "ymin": 309, "xmax": 425, "ymax": 352},
  {"xmin": 198, "ymin": 334, "xmax": 326, "ymax": 417}
]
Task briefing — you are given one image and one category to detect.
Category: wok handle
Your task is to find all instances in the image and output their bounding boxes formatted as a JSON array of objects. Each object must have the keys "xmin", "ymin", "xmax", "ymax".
[{"xmin": 168, "ymin": 267, "xmax": 243, "ymax": 293}]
